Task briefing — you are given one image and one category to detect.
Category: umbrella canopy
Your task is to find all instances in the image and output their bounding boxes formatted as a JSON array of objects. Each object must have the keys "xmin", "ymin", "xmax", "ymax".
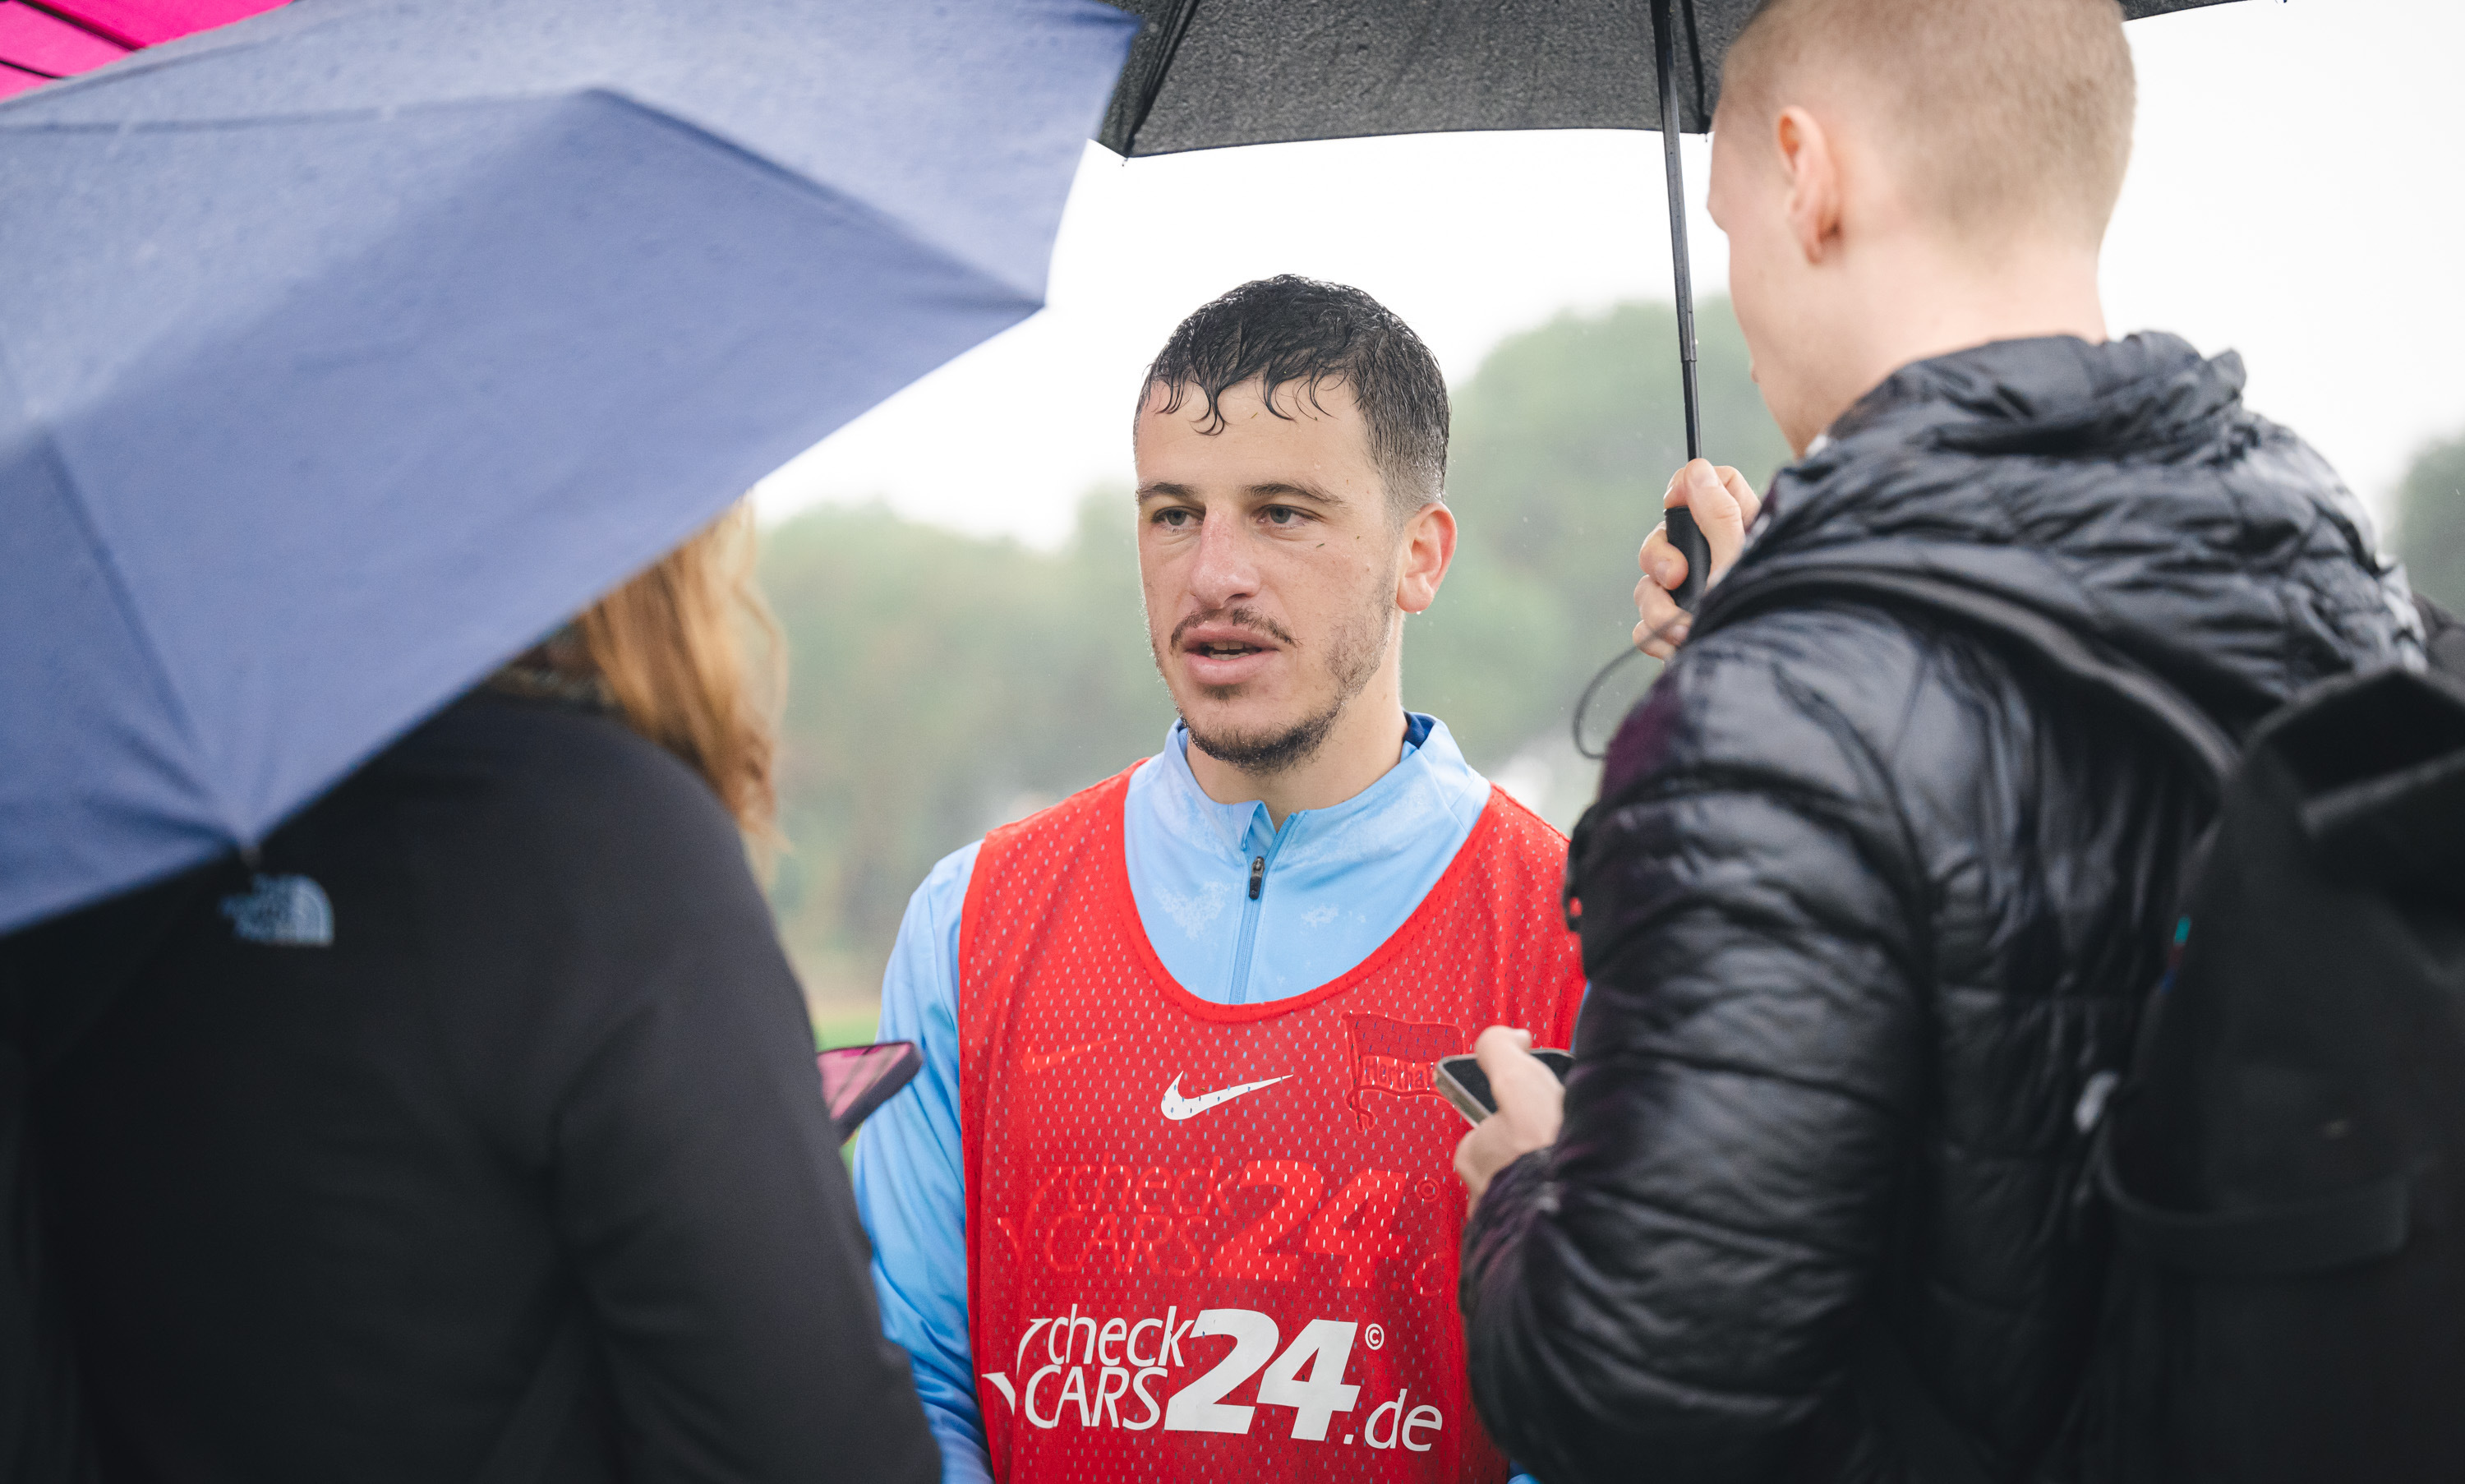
[
  {"xmin": 0, "ymin": 0, "xmax": 1137, "ymax": 935},
  {"xmin": 1100, "ymin": 0, "xmax": 2238, "ymax": 154},
  {"xmin": 0, "ymin": 1, "xmax": 283, "ymax": 99},
  {"xmin": 1094, "ymin": 0, "xmax": 2242, "ymax": 606}
]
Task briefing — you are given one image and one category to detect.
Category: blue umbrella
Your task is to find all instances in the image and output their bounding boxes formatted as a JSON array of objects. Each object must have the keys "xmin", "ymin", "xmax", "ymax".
[{"xmin": 0, "ymin": 0, "xmax": 1136, "ymax": 934}]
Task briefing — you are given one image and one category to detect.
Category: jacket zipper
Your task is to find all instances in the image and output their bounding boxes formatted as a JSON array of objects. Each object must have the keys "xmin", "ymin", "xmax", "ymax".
[{"xmin": 1226, "ymin": 823, "xmax": 1291, "ymax": 1004}]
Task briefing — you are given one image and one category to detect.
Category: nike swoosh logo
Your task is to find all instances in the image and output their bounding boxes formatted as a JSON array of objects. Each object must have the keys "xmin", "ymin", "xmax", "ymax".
[{"xmin": 1160, "ymin": 1072, "xmax": 1292, "ymax": 1121}]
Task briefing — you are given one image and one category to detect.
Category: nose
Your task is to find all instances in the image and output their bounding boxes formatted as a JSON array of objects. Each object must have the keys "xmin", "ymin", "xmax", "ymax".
[{"xmin": 1186, "ymin": 509, "xmax": 1261, "ymax": 613}]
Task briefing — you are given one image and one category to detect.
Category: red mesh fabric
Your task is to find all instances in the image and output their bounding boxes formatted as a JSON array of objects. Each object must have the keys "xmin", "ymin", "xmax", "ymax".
[{"xmin": 957, "ymin": 767, "xmax": 1585, "ymax": 1483}]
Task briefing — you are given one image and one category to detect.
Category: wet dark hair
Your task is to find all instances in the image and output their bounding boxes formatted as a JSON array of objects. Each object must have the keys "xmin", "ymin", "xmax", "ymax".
[{"xmin": 1140, "ymin": 275, "xmax": 1449, "ymax": 517}]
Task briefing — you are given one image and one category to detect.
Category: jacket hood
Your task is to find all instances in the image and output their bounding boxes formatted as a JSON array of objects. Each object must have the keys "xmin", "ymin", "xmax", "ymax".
[{"xmin": 1722, "ymin": 332, "xmax": 2417, "ymax": 721}]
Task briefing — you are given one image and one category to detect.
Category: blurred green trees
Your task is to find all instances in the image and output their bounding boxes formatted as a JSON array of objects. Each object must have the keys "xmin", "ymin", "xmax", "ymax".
[
  {"xmin": 758, "ymin": 493, "xmax": 1167, "ymax": 995},
  {"xmin": 1408, "ymin": 298, "xmax": 1790, "ymax": 767},
  {"xmin": 2394, "ymin": 430, "xmax": 2465, "ymax": 613},
  {"xmin": 760, "ymin": 297, "xmax": 1789, "ymax": 1002}
]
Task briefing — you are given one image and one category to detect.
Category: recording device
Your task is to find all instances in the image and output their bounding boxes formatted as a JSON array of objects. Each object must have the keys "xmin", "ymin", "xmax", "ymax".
[
  {"xmin": 1433, "ymin": 1048, "xmax": 1573, "ymax": 1127},
  {"xmin": 817, "ymin": 1040, "xmax": 924, "ymax": 1142}
]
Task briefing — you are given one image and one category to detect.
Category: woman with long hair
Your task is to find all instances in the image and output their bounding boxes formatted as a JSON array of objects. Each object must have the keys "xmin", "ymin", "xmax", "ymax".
[{"xmin": 20, "ymin": 506, "xmax": 936, "ymax": 1482}]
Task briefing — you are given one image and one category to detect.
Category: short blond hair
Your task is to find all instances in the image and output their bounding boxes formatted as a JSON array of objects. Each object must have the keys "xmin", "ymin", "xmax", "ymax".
[{"xmin": 1721, "ymin": 0, "xmax": 2136, "ymax": 246}]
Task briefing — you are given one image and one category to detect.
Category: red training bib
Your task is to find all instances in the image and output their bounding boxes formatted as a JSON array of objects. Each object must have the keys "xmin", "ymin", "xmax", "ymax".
[{"xmin": 957, "ymin": 767, "xmax": 1585, "ymax": 1484}]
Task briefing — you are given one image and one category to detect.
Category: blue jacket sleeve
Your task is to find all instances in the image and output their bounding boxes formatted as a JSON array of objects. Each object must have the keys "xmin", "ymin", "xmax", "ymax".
[{"xmin": 854, "ymin": 841, "xmax": 988, "ymax": 1484}]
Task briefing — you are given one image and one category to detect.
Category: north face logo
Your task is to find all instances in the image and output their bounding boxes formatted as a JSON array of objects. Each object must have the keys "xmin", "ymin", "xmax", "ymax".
[
  {"xmin": 1343, "ymin": 1014, "xmax": 1462, "ymax": 1128},
  {"xmin": 219, "ymin": 873, "xmax": 334, "ymax": 947}
]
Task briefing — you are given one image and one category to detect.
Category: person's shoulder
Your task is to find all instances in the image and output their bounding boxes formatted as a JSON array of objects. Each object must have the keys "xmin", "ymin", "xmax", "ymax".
[
  {"xmin": 372, "ymin": 692, "xmax": 758, "ymax": 921},
  {"xmin": 399, "ymin": 690, "xmax": 734, "ymax": 823},
  {"xmin": 980, "ymin": 761, "xmax": 1141, "ymax": 858},
  {"xmin": 957, "ymin": 763, "xmax": 1153, "ymax": 967},
  {"xmin": 1665, "ymin": 594, "xmax": 1941, "ymax": 724},
  {"xmin": 919, "ymin": 837, "xmax": 985, "ymax": 896},
  {"xmin": 898, "ymin": 836, "xmax": 985, "ymax": 942},
  {"xmin": 1458, "ymin": 790, "xmax": 1579, "ymax": 933},
  {"xmin": 1603, "ymin": 597, "xmax": 1957, "ymax": 804},
  {"xmin": 1477, "ymin": 784, "xmax": 1569, "ymax": 851},
  {"xmin": 270, "ymin": 695, "xmax": 804, "ymax": 1069},
  {"xmin": 2218, "ymin": 419, "xmax": 2420, "ymax": 657}
]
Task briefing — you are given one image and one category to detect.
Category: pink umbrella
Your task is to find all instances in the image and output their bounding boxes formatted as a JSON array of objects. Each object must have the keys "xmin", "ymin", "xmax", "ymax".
[{"xmin": 0, "ymin": 0, "xmax": 284, "ymax": 98}]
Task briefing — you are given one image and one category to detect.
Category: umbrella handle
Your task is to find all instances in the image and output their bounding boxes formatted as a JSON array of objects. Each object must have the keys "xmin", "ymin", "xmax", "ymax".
[
  {"xmin": 1665, "ymin": 506, "xmax": 1710, "ymax": 612},
  {"xmin": 1652, "ymin": 0, "xmax": 1709, "ymax": 612}
]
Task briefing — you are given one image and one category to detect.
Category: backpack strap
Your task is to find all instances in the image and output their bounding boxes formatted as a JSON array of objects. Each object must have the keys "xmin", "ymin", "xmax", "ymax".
[
  {"xmin": 469, "ymin": 1306, "xmax": 590, "ymax": 1484},
  {"xmin": 1692, "ymin": 566, "xmax": 2239, "ymax": 794},
  {"xmin": 1567, "ymin": 565, "xmax": 2239, "ymax": 933}
]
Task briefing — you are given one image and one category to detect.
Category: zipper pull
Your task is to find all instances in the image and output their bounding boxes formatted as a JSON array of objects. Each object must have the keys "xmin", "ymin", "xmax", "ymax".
[{"xmin": 1247, "ymin": 855, "xmax": 1265, "ymax": 901}]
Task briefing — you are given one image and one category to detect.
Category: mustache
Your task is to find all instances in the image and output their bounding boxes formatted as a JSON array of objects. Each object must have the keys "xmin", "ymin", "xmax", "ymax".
[{"xmin": 1170, "ymin": 606, "xmax": 1297, "ymax": 649}]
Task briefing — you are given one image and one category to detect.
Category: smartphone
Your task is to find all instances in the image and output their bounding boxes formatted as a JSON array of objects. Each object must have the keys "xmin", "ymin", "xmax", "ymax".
[
  {"xmin": 1433, "ymin": 1048, "xmax": 1573, "ymax": 1126},
  {"xmin": 817, "ymin": 1040, "xmax": 924, "ymax": 1142}
]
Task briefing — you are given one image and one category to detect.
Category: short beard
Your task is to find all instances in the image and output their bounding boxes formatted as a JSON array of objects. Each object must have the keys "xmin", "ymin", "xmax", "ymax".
[{"xmin": 1175, "ymin": 597, "xmax": 1389, "ymax": 778}]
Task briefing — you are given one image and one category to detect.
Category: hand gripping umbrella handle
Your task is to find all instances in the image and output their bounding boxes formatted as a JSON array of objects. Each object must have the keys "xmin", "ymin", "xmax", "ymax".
[
  {"xmin": 1652, "ymin": 0, "xmax": 1711, "ymax": 612},
  {"xmin": 1665, "ymin": 507, "xmax": 1711, "ymax": 612}
]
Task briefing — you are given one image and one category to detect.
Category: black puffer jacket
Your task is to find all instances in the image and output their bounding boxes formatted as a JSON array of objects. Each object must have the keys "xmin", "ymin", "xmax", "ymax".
[{"xmin": 1460, "ymin": 334, "xmax": 2417, "ymax": 1484}]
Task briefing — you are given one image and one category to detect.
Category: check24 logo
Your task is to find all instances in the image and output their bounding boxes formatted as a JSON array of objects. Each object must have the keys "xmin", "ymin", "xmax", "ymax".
[{"xmin": 984, "ymin": 1307, "xmax": 1444, "ymax": 1449}]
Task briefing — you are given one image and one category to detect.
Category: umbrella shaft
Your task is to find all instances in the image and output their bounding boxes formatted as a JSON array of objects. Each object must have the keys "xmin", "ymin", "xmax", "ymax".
[
  {"xmin": 1652, "ymin": 0, "xmax": 1709, "ymax": 613},
  {"xmin": 1652, "ymin": 0, "xmax": 1702, "ymax": 464}
]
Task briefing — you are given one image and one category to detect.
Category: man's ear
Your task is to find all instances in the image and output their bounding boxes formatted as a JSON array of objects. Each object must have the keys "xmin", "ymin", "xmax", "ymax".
[
  {"xmin": 1776, "ymin": 105, "xmax": 1843, "ymax": 265},
  {"xmin": 1395, "ymin": 500, "xmax": 1457, "ymax": 614}
]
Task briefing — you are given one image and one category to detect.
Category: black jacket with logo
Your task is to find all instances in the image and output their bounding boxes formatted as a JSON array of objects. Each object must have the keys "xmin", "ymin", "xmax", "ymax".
[
  {"xmin": 21, "ymin": 694, "xmax": 937, "ymax": 1483},
  {"xmin": 1459, "ymin": 334, "xmax": 2417, "ymax": 1483}
]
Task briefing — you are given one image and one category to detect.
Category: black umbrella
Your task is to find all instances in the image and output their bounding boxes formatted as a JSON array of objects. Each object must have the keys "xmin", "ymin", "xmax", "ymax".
[{"xmin": 1098, "ymin": 0, "xmax": 2240, "ymax": 607}]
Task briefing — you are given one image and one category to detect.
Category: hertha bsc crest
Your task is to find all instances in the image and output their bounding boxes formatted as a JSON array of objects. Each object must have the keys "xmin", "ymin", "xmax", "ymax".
[{"xmin": 1342, "ymin": 1014, "xmax": 1463, "ymax": 1128}]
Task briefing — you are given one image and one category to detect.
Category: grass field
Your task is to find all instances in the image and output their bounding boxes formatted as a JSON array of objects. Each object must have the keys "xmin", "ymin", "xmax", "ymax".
[{"xmin": 813, "ymin": 1006, "xmax": 882, "ymax": 1050}]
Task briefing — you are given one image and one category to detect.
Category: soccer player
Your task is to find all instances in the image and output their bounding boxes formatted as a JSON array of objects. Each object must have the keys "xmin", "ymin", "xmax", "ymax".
[{"xmin": 854, "ymin": 276, "xmax": 1587, "ymax": 1484}]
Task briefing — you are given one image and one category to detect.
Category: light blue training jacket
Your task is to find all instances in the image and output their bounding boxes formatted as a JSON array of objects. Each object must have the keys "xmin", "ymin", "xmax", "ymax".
[{"xmin": 855, "ymin": 713, "xmax": 1533, "ymax": 1484}]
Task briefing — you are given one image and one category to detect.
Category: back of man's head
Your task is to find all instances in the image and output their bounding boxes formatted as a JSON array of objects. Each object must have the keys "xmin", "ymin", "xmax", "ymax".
[
  {"xmin": 1722, "ymin": 0, "xmax": 2136, "ymax": 249},
  {"xmin": 1140, "ymin": 275, "xmax": 1449, "ymax": 522}
]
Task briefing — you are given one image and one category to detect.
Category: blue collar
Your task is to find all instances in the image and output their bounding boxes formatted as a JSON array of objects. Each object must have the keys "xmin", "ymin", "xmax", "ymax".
[{"xmin": 1148, "ymin": 712, "xmax": 1477, "ymax": 864}]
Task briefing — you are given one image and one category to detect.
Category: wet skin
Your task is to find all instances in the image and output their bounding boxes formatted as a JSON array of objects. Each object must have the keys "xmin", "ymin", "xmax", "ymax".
[{"xmin": 1132, "ymin": 376, "xmax": 1454, "ymax": 823}]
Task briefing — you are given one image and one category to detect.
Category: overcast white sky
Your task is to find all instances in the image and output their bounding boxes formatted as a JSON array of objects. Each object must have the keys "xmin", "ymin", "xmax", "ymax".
[{"xmin": 756, "ymin": 0, "xmax": 2465, "ymax": 549}]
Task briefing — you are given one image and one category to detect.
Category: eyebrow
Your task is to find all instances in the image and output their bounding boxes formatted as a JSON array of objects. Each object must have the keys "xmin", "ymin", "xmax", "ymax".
[
  {"xmin": 1133, "ymin": 478, "xmax": 1348, "ymax": 508},
  {"xmin": 1247, "ymin": 481, "xmax": 1343, "ymax": 509}
]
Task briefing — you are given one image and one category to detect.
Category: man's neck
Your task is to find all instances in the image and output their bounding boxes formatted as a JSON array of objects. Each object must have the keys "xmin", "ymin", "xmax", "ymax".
[
  {"xmin": 1830, "ymin": 239, "xmax": 2108, "ymax": 436},
  {"xmin": 1184, "ymin": 672, "xmax": 1411, "ymax": 829}
]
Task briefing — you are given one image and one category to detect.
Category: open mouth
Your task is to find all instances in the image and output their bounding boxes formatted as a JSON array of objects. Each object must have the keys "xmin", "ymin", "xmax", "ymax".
[
  {"xmin": 1168, "ymin": 611, "xmax": 1297, "ymax": 688},
  {"xmin": 1173, "ymin": 617, "xmax": 1288, "ymax": 685}
]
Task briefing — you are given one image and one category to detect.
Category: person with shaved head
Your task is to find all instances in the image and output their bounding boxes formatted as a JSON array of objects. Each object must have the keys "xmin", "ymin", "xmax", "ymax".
[{"xmin": 1454, "ymin": 2, "xmax": 2417, "ymax": 1481}]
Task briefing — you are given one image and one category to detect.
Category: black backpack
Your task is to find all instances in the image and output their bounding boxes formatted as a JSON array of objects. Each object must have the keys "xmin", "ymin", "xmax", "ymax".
[{"xmin": 1690, "ymin": 569, "xmax": 2465, "ymax": 1483}]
